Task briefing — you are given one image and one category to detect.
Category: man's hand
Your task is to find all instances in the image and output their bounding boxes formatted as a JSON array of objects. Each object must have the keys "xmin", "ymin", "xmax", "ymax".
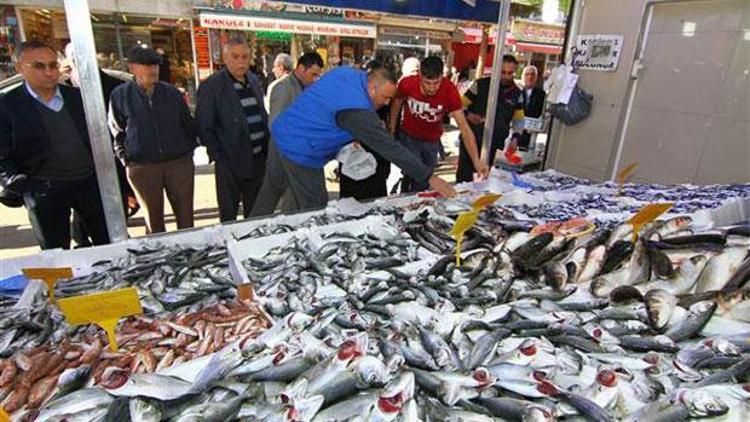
[
  {"xmin": 466, "ymin": 112, "xmax": 484, "ymax": 125},
  {"xmin": 428, "ymin": 175, "xmax": 457, "ymax": 198},
  {"xmin": 6, "ymin": 174, "xmax": 28, "ymax": 194},
  {"xmin": 473, "ymin": 161, "xmax": 490, "ymax": 180}
]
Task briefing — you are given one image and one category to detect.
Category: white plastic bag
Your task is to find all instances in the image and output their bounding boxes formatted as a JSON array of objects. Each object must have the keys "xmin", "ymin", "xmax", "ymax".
[{"xmin": 337, "ymin": 143, "xmax": 376, "ymax": 181}]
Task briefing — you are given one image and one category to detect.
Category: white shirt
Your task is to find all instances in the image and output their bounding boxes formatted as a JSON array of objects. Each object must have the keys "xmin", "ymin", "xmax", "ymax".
[{"xmin": 25, "ymin": 83, "xmax": 64, "ymax": 112}]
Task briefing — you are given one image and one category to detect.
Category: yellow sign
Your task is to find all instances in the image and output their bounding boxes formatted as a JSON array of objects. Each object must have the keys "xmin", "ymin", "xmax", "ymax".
[
  {"xmin": 451, "ymin": 210, "xmax": 480, "ymax": 266},
  {"xmin": 22, "ymin": 267, "xmax": 73, "ymax": 304},
  {"xmin": 628, "ymin": 203, "xmax": 674, "ymax": 242},
  {"xmin": 57, "ymin": 287, "xmax": 143, "ymax": 351},
  {"xmin": 472, "ymin": 193, "xmax": 502, "ymax": 211},
  {"xmin": 616, "ymin": 162, "xmax": 638, "ymax": 195},
  {"xmin": 238, "ymin": 283, "xmax": 254, "ymax": 301},
  {"xmin": 0, "ymin": 408, "xmax": 9, "ymax": 422}
]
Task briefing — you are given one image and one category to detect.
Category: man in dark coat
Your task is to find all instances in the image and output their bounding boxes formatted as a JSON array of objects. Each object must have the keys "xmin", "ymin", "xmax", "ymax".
[
  {"xmin": 196, "ymin": 38, "xmax": 270, "ymax": 222},
  {"xmin": 0, "ymin": 41, "xmax": 109, "ymax": 249}
]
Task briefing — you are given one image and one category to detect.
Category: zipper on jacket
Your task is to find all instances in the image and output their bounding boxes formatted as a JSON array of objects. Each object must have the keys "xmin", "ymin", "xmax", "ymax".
[{"xmin": 146, "ymin": 90, "xmax": 164, "ymax": 158}]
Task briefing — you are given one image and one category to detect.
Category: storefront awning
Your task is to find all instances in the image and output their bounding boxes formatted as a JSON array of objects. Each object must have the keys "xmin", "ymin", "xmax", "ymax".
[
  {"xmin": 199, "ymin": 11, "xmax": 377, "ymax": 38},
  {"xmin": 515, "ymin": 41, "xmax": 562, "ymax": 55},
  {"xmin": 267, "ymin": 0, "xmax": 502, "ymax": 23}
]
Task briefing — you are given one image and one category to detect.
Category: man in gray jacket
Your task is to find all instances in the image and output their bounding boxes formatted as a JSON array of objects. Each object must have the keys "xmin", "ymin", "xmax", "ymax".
[
  {"xmin": 196, "ymin": 38, "xmax": 269, "ymax": 222},
  {"xmin": 260, "ymin": 52, "xmax": 324, "ymax": 212},
  {"xmin": 266, "ymin": 52, "xmax": 324, "ymax": 124}
]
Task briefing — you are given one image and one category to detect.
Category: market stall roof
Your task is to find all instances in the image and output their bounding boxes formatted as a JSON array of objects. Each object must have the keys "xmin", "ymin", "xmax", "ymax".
[{"xmin": 268, "ymin": 0, "xmax": 502, "ymax": 23}]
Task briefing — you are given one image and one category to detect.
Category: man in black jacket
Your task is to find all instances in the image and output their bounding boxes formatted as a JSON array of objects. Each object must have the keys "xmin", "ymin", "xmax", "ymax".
[
  {"xmin": 196, "ymin": 38, "xmax": 269, "ymax": 222},
  {"xmin": 108, "ymin": 46, "xmax": 196, "ymax": 234},
  {"xmin": 456, "ymin": 55, "xmax": 525, "ymax": 182},
  {"xmin": 0, "ymin": 40, "xmax": 109, "ymax": 249},
  {"xmin": 519, "ymin": 65, "xmax": 546, "ymax": 150}
]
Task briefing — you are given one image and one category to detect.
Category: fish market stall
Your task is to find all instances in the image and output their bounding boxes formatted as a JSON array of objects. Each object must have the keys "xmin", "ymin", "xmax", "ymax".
[{"xmin": 2, "ymin": 171, "xmax": 750, "ymax": 420}]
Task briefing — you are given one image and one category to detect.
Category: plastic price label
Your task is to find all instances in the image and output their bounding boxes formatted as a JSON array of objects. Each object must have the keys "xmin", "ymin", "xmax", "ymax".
[
  {"xmin": 471, "ymin": 193, "xmax": 502, "ymax": 211},
  {"xmin": 57, "ymin": 287, "xmax": 143, "ymax": 351},
  {"xmin": 0, "ymin": 408, "xmax": 9, "ymax": 422},
  {"xmin": 628, "ymin": 202, "xmax": 673, "ymax": 242},
  {"xmin": 238, "ymin": 283, "xmax": 254, "ymax": 301},
  {"xmin": 617, "ymin": 163, "xmax": 638, "ymax": 195},
  {"xmin": 22, "ymin": 267, "xmax": 73, "ymax": 304},
  {"xmin": 451, "ymin": 210, "xmax": 480, "ymax": 266}
]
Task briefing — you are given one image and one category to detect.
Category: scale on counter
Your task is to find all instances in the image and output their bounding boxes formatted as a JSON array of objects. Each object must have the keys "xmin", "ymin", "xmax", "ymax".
[{"xmin": 497, "ymin": 116, "xmax": 549, "ymax": 173}]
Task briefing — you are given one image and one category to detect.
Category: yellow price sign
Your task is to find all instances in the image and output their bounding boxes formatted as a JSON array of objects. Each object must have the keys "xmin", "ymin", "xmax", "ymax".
[
  {"xmin": 57, "ymin": 287, "xmax": 143, "ymax": 351},
  {"xmin": 237, "ymin": 283, "xmax": 254, "ymax": 301},
  {"xmin": 628, "ymin": 202, "xmax": 674, "ymax": 242},
  {"xmin": 472, "ymin": 193, "xmax": 502, "ymax": 211},
  {"xmin": 22, "ymin": 267, "xmax": 73, "ymax": 304},
  {"xmin": 616, "ymin": 163, "xmax": 639, "ymax": 195},
  {"xmin": 0, "ymin": 408, "xmax": 9, "ymax": 422},
  {"xmin": 451, "ymin": 210, "xmax": 480, "ymax": 266}
]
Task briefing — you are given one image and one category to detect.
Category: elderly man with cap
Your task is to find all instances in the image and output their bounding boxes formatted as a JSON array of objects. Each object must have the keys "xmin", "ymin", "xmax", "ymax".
[{"xmin": 108, "ymin": 45, "xmax": 197, "ymax": 234}]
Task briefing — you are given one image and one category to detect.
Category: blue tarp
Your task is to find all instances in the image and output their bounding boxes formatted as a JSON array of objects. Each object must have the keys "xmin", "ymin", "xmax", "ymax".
[{"xmin": 270, "ymin": 0, "xmax": 501, "ymax": 23}]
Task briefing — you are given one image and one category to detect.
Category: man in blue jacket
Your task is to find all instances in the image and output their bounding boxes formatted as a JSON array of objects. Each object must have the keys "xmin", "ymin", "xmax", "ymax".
[
  {"xmin": 0, "ymin": 41, "xmax": 109, "ymax": 249},
  {"xmin": 196, "ymin": 38, "xmax": 269, "ymax": 222},
  {"xmin": 251, "ymin": 67, "xmax": 456, "ymax": 216},
  {"xmin": 108, "ymin": 46, "xmax": 196, "ymax": 234}
]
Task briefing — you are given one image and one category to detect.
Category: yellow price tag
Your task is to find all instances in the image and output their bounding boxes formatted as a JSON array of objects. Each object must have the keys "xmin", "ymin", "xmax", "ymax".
[
  {"xmin": 628, "ymin": 202, "xmax": 674, "ymax": 242},
  {"xmin": 472, "ymin": 193, "xmax": 502, "ymax": 211},
  {"xmin": 451, "ymin": 210, "xmax": 480, "ymax": 266},
  {"xmin": 0, "ymin": 408, "xmax": 9, "ymax": 422},
  {"xmin": 57, "ymin": 287, "xmax": 143, "ymax": 351},
  {"xmin": 238, "ymin": 283, "xmax": 254, "ymax": 301},
  {"xmin": 22, "ymin": 267, "xmax": 73, "ymax": 304},
  {"xmin": 617, "ymin": 163, "xmax": 639, "ymax": 195}
]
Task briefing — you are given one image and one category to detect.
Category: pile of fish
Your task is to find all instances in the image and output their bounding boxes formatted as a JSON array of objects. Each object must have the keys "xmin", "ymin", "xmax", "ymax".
[
  {"xmin": 54, "ymin": 244, "xmax": 237, "ymax": 316},
  {"xmin": 5, "ymin": 186, "xmax": 750, "ymax": 421},
  {"xmin": 1, "ymin": 299, "xmax": 269, "ymax": 417},
  {"xmin": 521, "ymin": 170, "xmax": 750, "ymax": 215}
]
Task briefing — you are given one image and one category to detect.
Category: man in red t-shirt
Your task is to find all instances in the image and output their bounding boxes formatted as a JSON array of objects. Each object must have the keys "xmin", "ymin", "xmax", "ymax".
[{"xmin": 389, "ymin": 56, "xmax": 488, "ymax": 192}]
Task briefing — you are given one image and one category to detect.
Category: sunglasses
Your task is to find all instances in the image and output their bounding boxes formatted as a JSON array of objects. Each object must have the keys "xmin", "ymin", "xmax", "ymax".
[{"xmin": 25, "ymin": 61, "xmax": 59, "ymax": 71}]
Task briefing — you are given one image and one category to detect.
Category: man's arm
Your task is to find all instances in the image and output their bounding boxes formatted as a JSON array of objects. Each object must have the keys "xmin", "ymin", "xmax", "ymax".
[
  {"xmin": 388, "ymin": 97, "xmax": 404, "ymax": 135},
  {"xmin": 195, "ymin": 82, "xmax": 220, "ymax": 156},
  {"xmin": 0, "ymin": 102, "xmax": 21, "ymax": 188},
  {"xmin": 451, "ymin": 110, "xmax": 489, "ymax": 179},
  {"xmin": 107, "ymin": 97, "xmax": 128, "ymax": 165},
  {"xmin": 176, "ymin": 89, "xmax": 197, "ymax": 147},
  {"xmin": 337, "ymin": 109, "xmax": 456, "ymax": 197},
  {"xmin": 268, "ymin": 81, "xmax": 293, "ymax": 125}
]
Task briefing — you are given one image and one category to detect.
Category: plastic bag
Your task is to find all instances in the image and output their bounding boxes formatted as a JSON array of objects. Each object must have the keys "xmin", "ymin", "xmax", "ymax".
[
  {"xmin": 337, "ymin": 143, "xmax": 377, "ymax": 181},
  {"xmin": 549, "ymin": 85, "xmax": 594, "ymax": 126}
]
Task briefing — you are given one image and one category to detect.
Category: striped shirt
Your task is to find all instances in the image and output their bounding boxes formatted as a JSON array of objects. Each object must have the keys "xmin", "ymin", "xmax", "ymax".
[{"xmin": 233, "ymin": 77, "xmax": 266, "ymax": 155}]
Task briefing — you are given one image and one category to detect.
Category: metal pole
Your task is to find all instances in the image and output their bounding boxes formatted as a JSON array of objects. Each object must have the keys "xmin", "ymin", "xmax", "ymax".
[
  {"xmin": 15, "ymin": 7, "xmax": 27, "ymax": 42},
  {"xmin": 114, "ymin": 18, "xmax": 125, "ymax": 72},
  {"xmin": 189, "ymin": 18, "xmax": 199, "ymax": 88},
  {"xmin": 480, "ymin": 0, "xmax": 512, "ymax": 164},
  {"xmin": 63, "ymin": 0, "xmax": 127, "ymax": 243}
]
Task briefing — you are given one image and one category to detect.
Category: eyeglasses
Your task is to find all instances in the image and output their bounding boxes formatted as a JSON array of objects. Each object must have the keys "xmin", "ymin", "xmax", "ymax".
[{"xmin": 25, "ymin": 61, "xmax": 59, "ymax": 71}]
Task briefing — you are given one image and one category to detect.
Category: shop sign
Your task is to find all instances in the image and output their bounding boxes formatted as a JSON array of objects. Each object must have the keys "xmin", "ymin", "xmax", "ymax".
[
  {"xmin": 573, "ymin": 34, "xmax": 623, "ymax": 72},
  {"xmin": 199, "ymin": 12, "xmax": 376, "ymax": 38},
  {"xmin": 256, "ymin": 30, "xmax": 293, "ymax": 41},
  {"xmin": 511, "ymin": 19, "xmax": 565, "ymax": 45},
  {"xmin": 193, "ymin": 26, "xmax": 212, "ymax": 80},
  {"xmin": 379, "ymin": 26, "xmax": 451, "ymax": 40}
]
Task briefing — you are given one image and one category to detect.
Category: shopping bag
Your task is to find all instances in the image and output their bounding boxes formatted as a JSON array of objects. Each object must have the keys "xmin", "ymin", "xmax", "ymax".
[{"xmin": 549, "ymin": 85, "xmax": 594, "ymax": 126}]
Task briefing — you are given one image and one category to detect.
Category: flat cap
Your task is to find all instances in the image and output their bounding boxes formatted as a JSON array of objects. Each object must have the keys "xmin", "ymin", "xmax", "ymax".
[{"xmin": 128, "ymin": 45, "xmax": 161, "ymax": 65}]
